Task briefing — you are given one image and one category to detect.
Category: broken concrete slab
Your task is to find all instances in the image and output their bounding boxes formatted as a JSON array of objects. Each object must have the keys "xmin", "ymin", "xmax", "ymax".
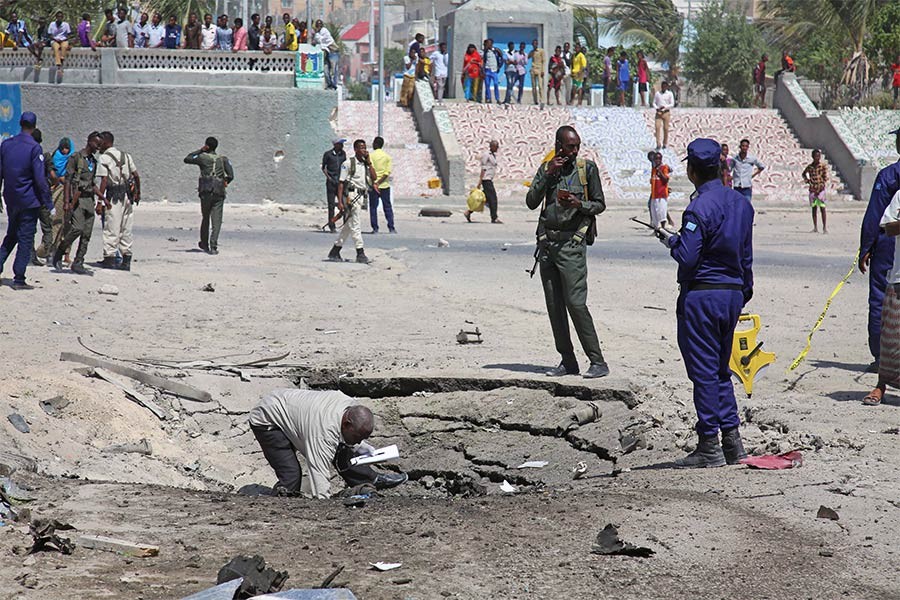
[
  {"xmin": 181, "ymin": 577, "xmax": 244, "ymax": 600},
  {"xmin": 7, "ymin": 413, "xmax": 30, "ymax": 433},
  {"xmin": 103, "ymin": 439, "xmax": 153, "ymax": 456},
  {"xmin": 92, "ymin": 368, "xmax": 170, "ymax": 420},
  {"xmin": 39, "ymin": 395, "xmax": 71, "ymax": 417},
  {"xmin": 591, "ymin": 524, "xmax": 655, "ymax": 558}
]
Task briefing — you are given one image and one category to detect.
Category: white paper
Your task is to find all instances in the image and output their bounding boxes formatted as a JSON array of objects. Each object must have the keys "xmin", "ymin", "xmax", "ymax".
[
  {"xmin": 516, "ymin": 461, "xmax": 548, "ymax": 469},
  {"xmin": 350, "ymin": 444, "xmax": 400, "ymax": 466},
  {"xmin": 499, "ymin": 480, "xmax": 517, "ymax": 493},
  {"xmin": 370, "ymin": 562, "xmax": 402, "ymax": 571}
]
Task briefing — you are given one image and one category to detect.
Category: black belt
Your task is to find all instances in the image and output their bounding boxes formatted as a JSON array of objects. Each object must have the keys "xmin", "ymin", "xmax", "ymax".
[{"xmin": 686, "ymin": 283, "xmax": 743, "ymax": 291}]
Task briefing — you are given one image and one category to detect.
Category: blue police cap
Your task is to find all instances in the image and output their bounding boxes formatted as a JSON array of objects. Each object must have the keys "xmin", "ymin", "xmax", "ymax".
[
  {"xmin": 682, "ymin": 138, "xmax": 721, "ymax": 169},
  {"xmin": 20, "ymin": 111, "xmax": 36, "ymax": 126}
]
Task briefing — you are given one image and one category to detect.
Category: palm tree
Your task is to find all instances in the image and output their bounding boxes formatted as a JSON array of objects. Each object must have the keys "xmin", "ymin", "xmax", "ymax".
[
  {"xmin": 757, "ymin": 0, "xmax": 883, "ymax": 99},
  {"xmin": 141, "ymin": 0, "xmax": 214, "ymax": 23},
  {"xmin": 598, "ymin": 0, "xmax": 683, "ymax": 72},
  {"xmin": 573, "ymin": 7, "xmax": 601, "ymax": 50}
]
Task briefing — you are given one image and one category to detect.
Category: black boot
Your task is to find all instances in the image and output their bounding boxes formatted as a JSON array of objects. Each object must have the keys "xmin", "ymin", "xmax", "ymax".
[
  {"xmin": 119, "ymin": 255, "xmax": 132, "ymax": 271},
  {"xmin": 97, "ymin": 256, "xmax": 117, "ymax": 269},
  {"xmin": 327, "ymin": 244, "xmax": 342, "ymax": 262},
  {"xmin": 51, "ymin": 249, "xmax": 64, "ymax": 270},
  {"xmin": 721, "ymin": 427, "xmax": 748, "ymax": 465},
  {"xmin": 70, "ymin": 260, "xmax": 88, "ymax": 275},
  {"xmin": 674, "ymin": 434, "xmax": 726, "ymax": 468},
  {"xmin": 356, "ymin": 248, "xmax": 371, "ymax": 264}
]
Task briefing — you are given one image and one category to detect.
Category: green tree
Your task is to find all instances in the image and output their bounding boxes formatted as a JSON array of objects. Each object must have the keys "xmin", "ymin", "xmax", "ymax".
[
  {"xmin": 683, "ymin": 0, "xmax": 767, "ymax": 107},
  {"xmin": 382, "ymin": 46, "xmax": 405, "ymax": 77},
  {"xmin": 141, "ymin": 0, "xmax": 215, "ymax": 23},
  {"xmin": 865, "ymin": 1, "xmax": 900, "ymax": 80},
  {"xmin": 573, "ymin": 7, "xmax": 600, "ymax": 50},
  {"xmin": 598, "ymin": 0, "xmax": 682, "ymax": 75},
  {"xmin": 757, "ymin": 0, "xmax": 883, "ymax": 99}
]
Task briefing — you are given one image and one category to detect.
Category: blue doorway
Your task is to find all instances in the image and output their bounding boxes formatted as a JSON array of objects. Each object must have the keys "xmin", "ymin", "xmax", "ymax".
[{"xmin": 486, "ymin": 25, "xmax": 540, "ymax": 89}]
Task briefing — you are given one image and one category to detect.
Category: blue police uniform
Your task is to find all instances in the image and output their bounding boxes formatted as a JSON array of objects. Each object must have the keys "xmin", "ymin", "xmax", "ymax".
[
  {"xmin": 858, "ymin": 157, "xmax": 900, "ymax": 361},
  {"xmin": 0, "ymin": 116, "xmax": 53, "ymax": 286},
  {"xmin": 667, "ymin": 141, "xmax": 753, "ymax": 441}
]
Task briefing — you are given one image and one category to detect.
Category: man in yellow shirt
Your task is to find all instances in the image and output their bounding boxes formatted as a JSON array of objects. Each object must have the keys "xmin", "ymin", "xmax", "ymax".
[
  {"xmin": 571, "ymin": 43, "xmax": 587, "ymax": 106},
  {"xmin": 368, "ymin": 136, "xmax": 395, "ymax": 233},
  {"xmin": 281, "ymin": 12, "xmax": 297, "ymax": 51}
]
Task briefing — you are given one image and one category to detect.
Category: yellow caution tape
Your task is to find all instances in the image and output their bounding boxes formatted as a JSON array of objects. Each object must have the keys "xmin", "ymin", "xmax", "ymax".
[{"xmin": 788, "ymin": 249, "xmax": 860, "ymax": 371}]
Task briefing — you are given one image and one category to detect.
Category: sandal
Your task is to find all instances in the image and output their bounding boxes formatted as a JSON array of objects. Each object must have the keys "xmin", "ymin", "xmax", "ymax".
[
  {"xmin": 464, "ymin": 210, "xmax": 471, "ymax": 223},
  {"xmin": 862, "ymin": 391, "xmax": 883, "ymax": 406}
]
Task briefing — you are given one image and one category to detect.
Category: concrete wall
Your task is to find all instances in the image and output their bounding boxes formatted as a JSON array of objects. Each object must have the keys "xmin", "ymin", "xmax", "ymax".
[
  {"xmin": 411, "ymin": 80, "xmax": 465, "ymax": 195},
  {"xmin": 774, "ymin": 73, "xmax": 875, "ymax": 200},
  {"xmin": 439, "ymin": 2, "xmax": 572, "ymax": 98},
  {"xmin": 22, "ymin": 84, "xmax": 335, "ymax": 204}
]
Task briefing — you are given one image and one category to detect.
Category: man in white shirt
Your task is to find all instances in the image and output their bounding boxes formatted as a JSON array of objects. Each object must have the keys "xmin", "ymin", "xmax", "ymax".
[
  {"xmin": 147, "ymin": 12, "xmax": 165, "ymax": 48},
  {"xmin": 132, "ymin": 13, "xmax": 150, "ymax": 48},
  {"xmin": 652, "ymin": 80, "xmax": 675, "ymax": 151},
  {"xmin": 328, "ymin": 139, "xmax": 376, "ymax": 263},
  {"xmin": 429, "ymin": 42, "xmax": 449, "ymax": 104},
  {"xmin": 95, "ymin": 131, "xmax": 140, "ymax": 271},
  {"xmin": 200, "ymin": 13, "xmax": 217, "ymax": 50},
  {"xmin": 249, "ymin": 389, "xmax": 408, "ymax": 498},
  {"xmin": 114, "ymin": 7, "xmax": 133, "ymax": 48},
  {"xmin": 47, "ymin": 11, "xmax": 72, "ymax": 69},
  {"xmin": 466, "ymin": 140, "xmax": 501, "ymax": 223},
  {"xmin": 313, "ymin": 19, "xmax": 339, "ymax": 89}
]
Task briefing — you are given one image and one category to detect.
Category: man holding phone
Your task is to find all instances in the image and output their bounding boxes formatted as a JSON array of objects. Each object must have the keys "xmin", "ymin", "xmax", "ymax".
[{"xmin": 526, "ymin": 126, "xmax": 609, "ymax": 379}]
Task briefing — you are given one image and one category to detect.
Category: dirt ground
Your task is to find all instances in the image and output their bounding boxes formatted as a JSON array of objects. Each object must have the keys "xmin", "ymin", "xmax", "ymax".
[{"xmin": 1, "ymin": 197, "xmax": 899, "ymax": 599}]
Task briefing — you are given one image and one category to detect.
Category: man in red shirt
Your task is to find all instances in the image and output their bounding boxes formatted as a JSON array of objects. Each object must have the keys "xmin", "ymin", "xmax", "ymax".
[
  {"xmin": 753, "ymin": 54, "xmax": 768, "ymax": 108},
  {"xmin": 649, "ymin": 152, "xmax": 673, "ymax": 230},
  {"xmin": 892, "ymin": 55, "xmax": 900, "ymax": 109}
]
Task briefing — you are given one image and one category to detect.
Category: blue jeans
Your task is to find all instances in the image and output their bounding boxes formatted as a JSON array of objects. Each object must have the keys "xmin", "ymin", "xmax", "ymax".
[
  {"xmin": 464, "ymin": 75, "xmax": 475, "ymax": 101},
  {"xmin": 324, "ymin": 50, "xmax": 339, "ymax": 88},
  {"xmin": 734, "ymin": 187, "xmax": 752, "ymax": 201},
  {"xmin": 0, "ymin": 206, "xmax": 40, "ymax": 284},
  {"xmin": 503, "ymin": 71, "xmax": 516, "ymax": 103},
  {"xmin": 369, "ymin": 187, "xmax": 394, "ymax": 231},
  {"xmin": 484, "ymin": 70, "xmax": 500, "ymax": 102}
]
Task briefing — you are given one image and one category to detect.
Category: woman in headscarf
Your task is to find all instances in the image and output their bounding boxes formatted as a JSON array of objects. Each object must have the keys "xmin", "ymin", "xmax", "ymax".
[{"xmin": 42, "ymin": 137, "xmax": 72, "ymax": 259}]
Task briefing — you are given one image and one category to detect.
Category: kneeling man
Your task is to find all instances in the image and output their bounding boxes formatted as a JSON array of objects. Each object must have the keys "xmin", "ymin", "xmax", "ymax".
[{"xmin": 249, "ymin": 389, "xmax": 407, "ymax": 497}]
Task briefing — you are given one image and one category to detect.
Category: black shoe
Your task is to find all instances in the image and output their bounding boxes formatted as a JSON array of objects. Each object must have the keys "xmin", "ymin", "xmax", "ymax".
[
  {"xmin": 721, "ymin": 427, "xmax": 748, "ymax": 465},
  {"xmin": 329, "ymin": 226, "xmax": 337, "ymax": 233},
  {"xmin": 356, "ymin": 248, "xmax": 371, "ymax": 264},
  {"xmin": 10, "ymin": 281, "xmax": 34, "ymax": 290},
  {"xmin": 372, "ymin": 472, "xmax": 408, "ymax": 490},
  {"xmin": 583, "ymin": 362, "xmax": 610, "ymax": 379},
  {"xmin": 327, "ymin": 244, "xmax": 342, "ymax": 261},
  {"xmin": 674, "ymin": 434, "xmax": 726, "ymax": 468},
  {"xmin": 389, "ymin": 228, "xmax": 397, "ymax": 234},
  {"xmin": 51, "ymin": 249, "xmax": 64, "ymax": 270},
  {"xmin": 369, "ymin": 229, "xmax": 379, "ymax": 234},
  {"xmin": 70, "ymin": 261, "xmax": 88, "ymax": 274},
  {"xmin": 546, "ymin": 362, "xmax": 579, "ymax": 377},
  {"xmin": 464, "ymin": 211, "xmax": 472, "ymax": 223},
  {"xmin": 119, "ymin": 255, "xmax": 132, "ymax": 271},
  {"xmin": 97, "ymin": 256, "xmax": 117, "ymax": 269},
  {"xmin": 208, "ymin": 249, "xmax": 219, "ymax": 255},
  {"xmin": 198, "ymin": 241, "xmax": 209, "ymax": 252},
  {"xmin": 30, "ymin": 253, "xmax": 45, "ymax": 266}
]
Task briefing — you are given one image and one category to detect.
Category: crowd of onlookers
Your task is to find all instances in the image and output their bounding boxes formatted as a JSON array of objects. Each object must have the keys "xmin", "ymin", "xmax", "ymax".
[{"xmin": 1, "ymin": 9, "xmax": 341, "ymax": 85}]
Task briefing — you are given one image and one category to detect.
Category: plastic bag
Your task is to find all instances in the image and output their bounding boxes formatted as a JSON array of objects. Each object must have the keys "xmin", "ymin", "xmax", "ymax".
[{"xmin": 467, "ymin": 188, "xmax": 486, "ymax": 212}]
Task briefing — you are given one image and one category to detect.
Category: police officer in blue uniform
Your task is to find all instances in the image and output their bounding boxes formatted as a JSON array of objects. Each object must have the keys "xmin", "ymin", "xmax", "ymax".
[
  {"xmin": 0, "ymin": 112, "xmax": 53, "ymax": 290},
  {"xmin": 658, "ymin": 138, "xmax": 754, "ymax": 468},
  {"xmin": 858, "ymin": 128, "xmax": 900, "ymax": 366}
]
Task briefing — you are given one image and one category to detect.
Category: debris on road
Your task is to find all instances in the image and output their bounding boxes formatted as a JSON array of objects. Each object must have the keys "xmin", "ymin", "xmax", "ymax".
[
  {"xmin": 217, "ymin": 554, "xmax": 288, "ymax": 599},
  {"xmin": 180, "ymin": 577, "xmax": 244, "ymax": 600},
  {"xmin": 516, "ymin": 461, "xmax": 549, "ymax": 469},
  {"xmin": 740, "ymin": 451, "xmax": 803, "ymax": 470},
  {"xmin": 437, "ymin": 238, "xmax": 450, "ymax": 247},
  {"xmin": 591, "ymin": 524, "xmax": 655, "ymax": 558},
  {"xmin": 99, "ymin": 284, "xmax": 119, "ymax": 296},
  {"xmin": 556, "ymin": 402, "xmax": 601, "ymax": 436},
  {"xmin": 317, "ymin": 565, "xmax": 344, "ymax": 588},
  {"xmin": 7, "ymin": 413, "xmax": 30, "ymax": 434},
  {"xmin": 77, "ymin": 534, "xmax": 159, "ymax": 557},
  {"xmin": 456, "ymin": 328, "xmax": 483, "ymax": 344},
  {"xmin": 103, "ymin": 439, "xmax": 153, "ymax": 456},
  {"xmin": 201, "ymin": 283, "xmax": 216, "ymax": 292},
  {"xmin": 499, "ymin": 480, "xmax": 517, "ymax": 493},
  {"xmin": 370, "ymin": 562, "xmax": 402, "ymax": 572},
  {"xmin": 61, "ymin": 352, "xmax": 213, "ymax": 403},
  {"xmin": 816, "ymin": 505, "xmax": 840, "ymax": 521},
  {"xmin": 39, "ymin": 395, "xmax": 70, "ymax": 417},
  {"xmin": 572, "ymin": 461, "xmax": 588, "ymax": 480},
  {"xmin": 29, "ymin": 518, "xmax": 76, "ymax": 554},
  {"xmin": 419, "ymin": 208, "xmax": 452, "ymax": 218},
  {"xmin": 92, "ymin": 368, "xmax": 170, "ymax": 420}
]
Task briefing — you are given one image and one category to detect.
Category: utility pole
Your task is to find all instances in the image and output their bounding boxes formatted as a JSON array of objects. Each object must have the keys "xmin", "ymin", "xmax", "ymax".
[{"xmin": 377, "ymin": 0, "xmax": 384, "ymax": 137}]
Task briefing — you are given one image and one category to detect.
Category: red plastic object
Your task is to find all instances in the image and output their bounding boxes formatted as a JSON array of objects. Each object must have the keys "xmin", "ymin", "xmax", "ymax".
[{"xmin": 739, "ymin": 450, "xmax": 803, "ymax": 470}]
